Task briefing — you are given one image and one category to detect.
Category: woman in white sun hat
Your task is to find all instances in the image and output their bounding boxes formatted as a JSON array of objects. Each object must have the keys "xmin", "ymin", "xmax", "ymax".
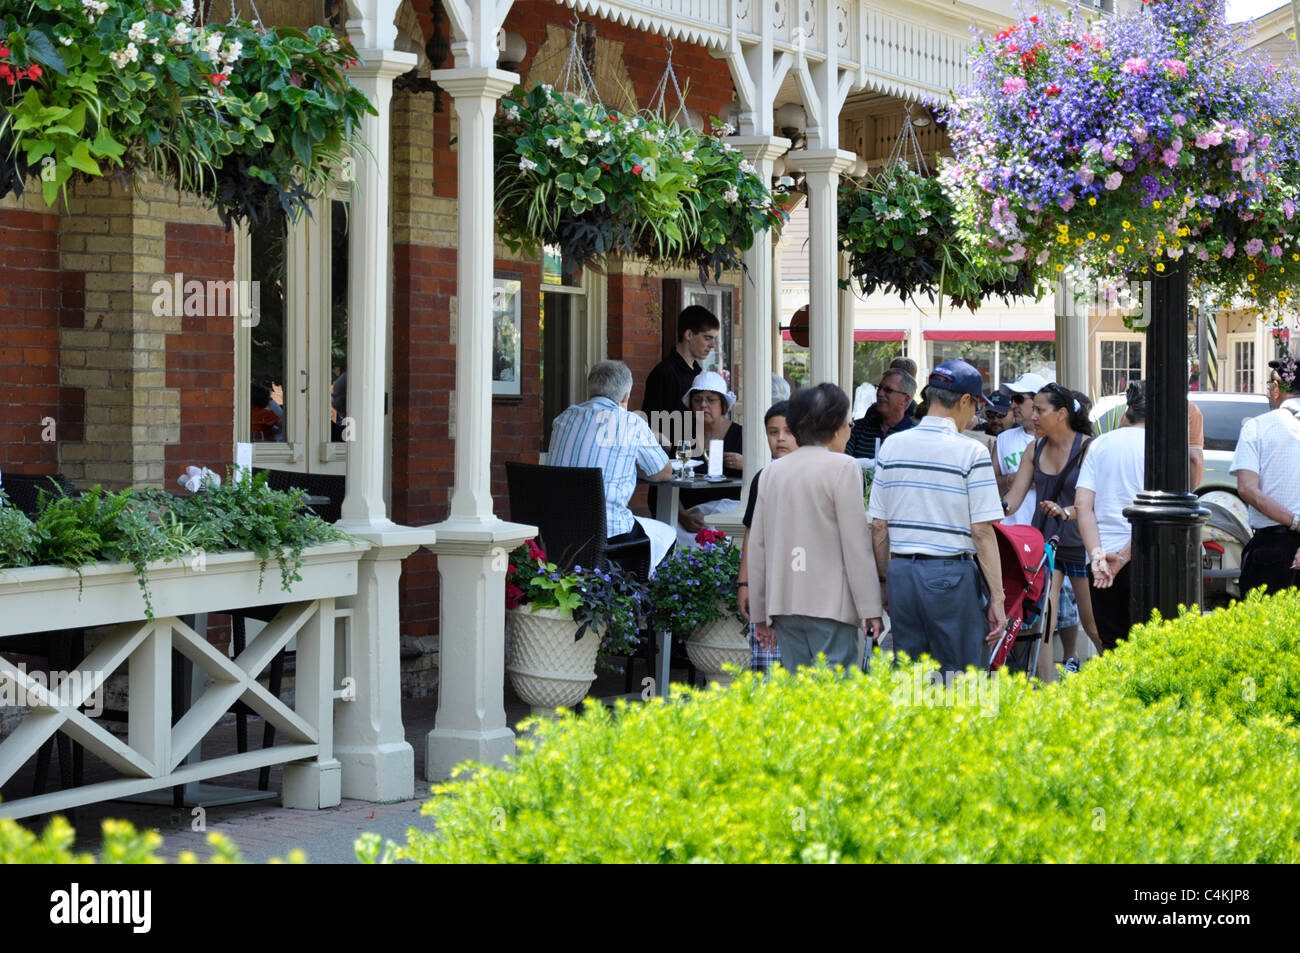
[{"xmin": 675, "ymin": 370, "xmax": 744, "ymax": 545}]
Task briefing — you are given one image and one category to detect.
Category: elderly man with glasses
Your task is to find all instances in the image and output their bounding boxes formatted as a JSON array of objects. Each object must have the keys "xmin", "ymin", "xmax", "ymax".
[
  {"xmin": 845, "ymin": 368, "xmax": 919, "ymax": 460},
  {"xmin": 1230, "ymin": 354, "xmax": 1300, "ymax": 598}
]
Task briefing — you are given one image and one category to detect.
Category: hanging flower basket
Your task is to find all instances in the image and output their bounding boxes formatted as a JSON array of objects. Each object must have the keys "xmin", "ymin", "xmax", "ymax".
[
  {"xmin": 0, "ymin": 0, "xmax": 375, "ymax": 228},
  {"xmin": 838, "ymin": 162, "xmax": 1039, "ymax": 310},
  {"xmin": 495, "ymin": 84, "xmax": 785, "ymax": 275},
  {"xmin": 941, "ymin": 0, "xmax": 1300, "ymax": 315}
]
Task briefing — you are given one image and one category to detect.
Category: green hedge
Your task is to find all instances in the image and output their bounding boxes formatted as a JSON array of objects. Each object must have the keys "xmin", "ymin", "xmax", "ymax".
[
  {"xmin": 1071, "ymin": 587, "xmax": 1300, "ymax": 726},
  {"xmin": 398, "ymin": 593, "xmax": 1300, "ymax": 863},
  {"xmin": 0, "ymin": 815, "xmax": 291, "ymax": 864}
]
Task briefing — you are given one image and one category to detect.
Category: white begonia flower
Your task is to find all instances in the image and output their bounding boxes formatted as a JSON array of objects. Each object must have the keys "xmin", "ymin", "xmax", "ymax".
[
  {"xmin": 682, "ymin": 150, "xmax": 695, "ymax": 163},
  {"xmin": 546, "ymin": 137, "xmax": 563, "ymax": 148},
  {"xmin": 519, "ymin": 156, "xmax": 538, "ymax": 172},
  {"xmin": 917, "ymin": 226, "xmax": 929, "ymax": 235},
  {"xmin": 721, "ymin": 142, "xmax": 736, "ymax": 154},
  {"xmin": 718, "ymin": 122, "xmax": 736, "ymax": 136},
  {"xmin": 153, "ymin": 52, "xmax": 165, "ymax": 65},
  {"xmin": 506, "ymin": 105, "xmax": 520, "ymax": 120},
  {"xmin": 723, "ymin": 186, "xmax": 740, "ymax": 203},
  {"xmin": 180, "ymin": 0, "xmax": 196, "ymax": 18},
  {"xmin": 586, "ymin": 128, "xmax": 602, "ymax": 140},
  {"xmin": 322, "ymin": 36, "xmax": 340, "ymax": 53},
  {"xmin": 738, "ymin": 159, "xmax": 756, "ymax": 176},
  {"xmin": 205, "ymin": 32, "xmax": 223, "ymax": 57},
  {"xmin": 59, "ymin": 36, "xmax": 73, "ymax": 46},
  {"xmin": 224, "ymin": 40, "xmax": 243, "ymax": 64},
  {"xmin": 110, "ymin": 43, "xmax": 141, "ymax": 68},
  {"xmin": 599, "ymin": 133, "xmax": 611, "ymax": 145},
  {"xmin": 129, "ymin": 21, "xmax": 149, "ymax": 43},
  {"xmin": 171, "ymin": 23, "xmax": 192, "ymax": 45}
]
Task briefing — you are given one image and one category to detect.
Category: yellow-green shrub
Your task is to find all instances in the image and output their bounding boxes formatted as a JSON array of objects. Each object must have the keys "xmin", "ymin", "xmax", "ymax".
[
  {"xmin": 399, "ymin": 650, "xmax": 1300, "ymax": 863},
  {"xmin": 1075, "ymin": 588, "xmax": 1300, "ymax": 726}
]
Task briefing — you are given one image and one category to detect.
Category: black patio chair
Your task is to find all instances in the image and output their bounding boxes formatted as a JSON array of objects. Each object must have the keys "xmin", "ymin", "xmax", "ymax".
[{"xmin": 253, "ymin": 468, "xmax": 345, "ymax": 523}]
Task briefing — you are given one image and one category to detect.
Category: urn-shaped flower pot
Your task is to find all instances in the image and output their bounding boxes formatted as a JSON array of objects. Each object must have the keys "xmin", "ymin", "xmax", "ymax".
[{"xmin": 505, "ymin": 605, "xmax": 601, "ymax": 714}]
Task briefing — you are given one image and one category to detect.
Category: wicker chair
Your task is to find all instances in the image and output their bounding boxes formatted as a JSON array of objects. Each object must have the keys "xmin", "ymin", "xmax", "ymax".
[{"xmin": 505, "ymin": 461, "xmax": 681, "ymax": 693}]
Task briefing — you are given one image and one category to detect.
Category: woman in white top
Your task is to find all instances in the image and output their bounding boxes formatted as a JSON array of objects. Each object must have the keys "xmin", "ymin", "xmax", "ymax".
[{"xmin": 1076, "ymin": 381, "xmax": 1147, "ymax": 652}]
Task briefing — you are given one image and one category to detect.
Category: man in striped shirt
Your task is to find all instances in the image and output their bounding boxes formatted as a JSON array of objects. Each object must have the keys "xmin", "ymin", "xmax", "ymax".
[
  {"xmin": 869, "ymin": 360, "xmax": 1006, "ymax": 673},
  {"xmin": 548, "ymin": 360, "xmax": 677, "ymax": 567}
]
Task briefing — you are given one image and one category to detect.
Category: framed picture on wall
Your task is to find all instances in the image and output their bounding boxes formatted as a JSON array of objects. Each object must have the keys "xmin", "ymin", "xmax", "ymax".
[{"xmin": 492, "ymin": 276, "xmax": 523, "ymax": 396}]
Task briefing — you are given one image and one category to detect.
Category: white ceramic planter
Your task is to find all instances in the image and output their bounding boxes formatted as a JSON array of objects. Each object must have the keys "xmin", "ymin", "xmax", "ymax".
[
  {"xmin": 505, "ymin": 605, "xmax": 600, "ymax": 714},
  {"xmin": 685, "ymin": 609, "xmax": 750, "ymax": 686}
]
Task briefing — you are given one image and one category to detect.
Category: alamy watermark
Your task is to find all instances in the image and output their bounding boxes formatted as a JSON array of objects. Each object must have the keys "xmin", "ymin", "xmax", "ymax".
[
  {"xmin": 151, "ymin": 273, "xmax": 260, "ymax": 327},
  {"xmin": 889, "ymin": 667, "xmax": 999, "ymax": 717},
  {"xmin": 1, "ymin": 663, "xmax": 105, "ymax": 717}
]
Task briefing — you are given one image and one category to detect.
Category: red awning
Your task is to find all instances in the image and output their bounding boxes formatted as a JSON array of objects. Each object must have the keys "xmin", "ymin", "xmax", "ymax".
[
  {"xmin": 782, "ymin": 329, "xmax": 906, "ymax": 342},
  {"xmin": 923, "ymin": 330, "xmax": 1056, "ymax": 342}
]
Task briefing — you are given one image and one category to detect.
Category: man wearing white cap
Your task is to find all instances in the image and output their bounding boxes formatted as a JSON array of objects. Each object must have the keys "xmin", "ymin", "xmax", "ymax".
[{"xmin": 996, "ymin": 371, "xmax": 1052, "ymax": 526}]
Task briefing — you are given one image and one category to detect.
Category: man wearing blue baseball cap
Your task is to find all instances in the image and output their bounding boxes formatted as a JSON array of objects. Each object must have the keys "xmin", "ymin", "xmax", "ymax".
[{"xmin": 869, "ymin": 359, "xmax": 1007, "ymax": 673}]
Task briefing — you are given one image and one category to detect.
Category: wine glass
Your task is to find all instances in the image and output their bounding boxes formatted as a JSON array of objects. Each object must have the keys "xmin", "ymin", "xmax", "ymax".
[{"xmin": 676, "ymin": 440, "xmax": 694, "ymax": 469}]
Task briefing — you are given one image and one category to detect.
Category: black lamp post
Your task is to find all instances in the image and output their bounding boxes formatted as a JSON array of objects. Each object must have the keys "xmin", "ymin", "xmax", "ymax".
[{"xmin": 1124, "ymin": 257, "xmax": 1209, "ymax": 623}]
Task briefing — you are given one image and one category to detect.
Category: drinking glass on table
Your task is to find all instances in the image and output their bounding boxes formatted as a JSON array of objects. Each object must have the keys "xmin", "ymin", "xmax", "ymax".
[{"xmin": 676, "ymin": 440, "xmax": 695, "ymax": 470}]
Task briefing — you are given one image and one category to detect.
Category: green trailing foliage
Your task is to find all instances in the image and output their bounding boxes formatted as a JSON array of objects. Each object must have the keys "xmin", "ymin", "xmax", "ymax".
[
  {"xmin": 393, "ymin": 593, "xmax": 1300, "ymax": 863},
  {"xmin": 0, "ymin": 0, "xmax": 374, "ymax": 228},
  {"xmin": 0, "ymin": 813, "xmax": 301, "ymax": 863}
]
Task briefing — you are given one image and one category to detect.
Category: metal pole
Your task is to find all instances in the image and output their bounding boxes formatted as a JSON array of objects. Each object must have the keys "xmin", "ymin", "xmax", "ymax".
[{"xmin": 1124, "ymin": 257, "xmax": 1208, "ymax": 625}]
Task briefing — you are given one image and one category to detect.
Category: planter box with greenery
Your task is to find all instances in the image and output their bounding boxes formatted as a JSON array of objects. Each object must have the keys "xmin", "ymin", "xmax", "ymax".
[{"xmin": 647, "ymin": 529, "xmax": 748, "ymax": 683}]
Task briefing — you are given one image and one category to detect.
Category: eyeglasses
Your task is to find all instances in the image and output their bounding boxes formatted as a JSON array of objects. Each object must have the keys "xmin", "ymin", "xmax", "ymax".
[
  {"xmin": 1043, "ymin": 382, "xmax": 1073, "ymax": 406},
  {"xmin": 691, "ymin": 393, "xmax": 723, "ymax": 406},
  {"xmin": 1011, "ymin": 393, "xmax": 1031, "ymax": 404},
  {"xmin": 878, "ymin": 385, "xmax": 906, "ymax": 399}
]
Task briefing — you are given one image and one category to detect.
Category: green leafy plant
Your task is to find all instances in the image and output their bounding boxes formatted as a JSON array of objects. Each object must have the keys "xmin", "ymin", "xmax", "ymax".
[
  {"xmin": 505, "ymin": 539, "xmax": 646, "ymax": 666},
  {"xmin": 495, "ymin": 84, "xmax": 784, "ymax": 277},
  {"xmin": 839, "ymin": 163, "xmax": 1043, "ymax": 310},
  {"xmin": 647, "ymin": 528, "xmax": 743, "ymax": 637},
  {"xmin": 0, "ymin": 472, "xmax": 353, "ymax": 617},
  {"xmin": 0, "ymin": 811, "xmax": 299, "ymax": 863},
  {"xmin": 0, "ymin": 0, "xmax": 375, "ymax": 227}
]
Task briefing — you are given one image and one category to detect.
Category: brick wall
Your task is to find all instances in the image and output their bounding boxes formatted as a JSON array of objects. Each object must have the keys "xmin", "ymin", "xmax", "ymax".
[
  {"xmin": 0, "ymin": 202, "xmax": 61, "ymax": 475},
  {"xmin": 163, "ymin": 222, "xmax": 236, "ymax": 480}
]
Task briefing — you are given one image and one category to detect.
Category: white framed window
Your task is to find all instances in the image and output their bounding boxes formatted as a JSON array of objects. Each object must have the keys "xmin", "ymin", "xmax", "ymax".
[
  {"xmin": 235, "ymin": 191, "xmax": 351, "ymax": 474},
  {"xmin": 1228, "ymin": 334, "xmax": 1256, "ymax": 393},
  {"xmin": 1096, "ymin": 334, "xmax": 1146, "ymax": 398}
]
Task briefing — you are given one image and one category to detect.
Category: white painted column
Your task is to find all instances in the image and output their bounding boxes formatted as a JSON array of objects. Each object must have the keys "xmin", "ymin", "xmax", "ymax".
[
  {"xmin": 425, "ymin": 67, "xmax": 535, "ymax": 782},
  {"xmin": 723, "ymin": 136, "xmax": 789, "ymax": 512},
  {"xmin": 329, "ymin": 49, "xmax": 433, "ymax": 803},
  {"xmin": 800, "ymin": 150, "xmax": 854, "ymax": 385},
  {"xmin": 1054, "ymin": 277, "xmax": 1090, "ymax": 392},
  {"xmin": 838, "ymin": 252, "xmax": 855, "ymax": 395},
  {"xmin": 772, "ymin": 238, "xmax": 784, "ymax": 376},
  {"xmin": 340, "ymin": 50, "xmax": 414, "ymax": 529}
]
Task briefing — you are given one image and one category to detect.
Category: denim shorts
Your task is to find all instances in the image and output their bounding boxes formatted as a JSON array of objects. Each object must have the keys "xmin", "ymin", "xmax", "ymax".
[
  {"xmin": 1059, "ymin": 560, "xmax": 1088, "ymax": 579},
  {"xmin": 1057, "ymin": 575, "xmax": 1080, "ymax": 628}
]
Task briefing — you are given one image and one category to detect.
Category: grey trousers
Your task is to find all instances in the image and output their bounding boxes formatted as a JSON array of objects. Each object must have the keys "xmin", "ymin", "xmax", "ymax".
[
  {"xmin": 887, "ymin": 555, "xmax": 989, "ymax": 674},
  {"xmin": 772, "ymin": 614, "xmax": 862, "ymax": 672}
]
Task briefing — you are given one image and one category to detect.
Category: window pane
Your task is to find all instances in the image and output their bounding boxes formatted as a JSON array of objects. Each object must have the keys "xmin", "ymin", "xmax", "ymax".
[
  {"xmin": 927, "ymin": 341, "xmax": 995, "ymax": 387},
  {"xmin": 330, "ymin": 200, "xmax": 349, "ymax": 440},
  {"xmin": 999, "ymin": 341, "xmax": 1055, "ymax": 386},
  {"xmin": 250, "ymin": 211, "xmax": 288, "ymax": 441}
]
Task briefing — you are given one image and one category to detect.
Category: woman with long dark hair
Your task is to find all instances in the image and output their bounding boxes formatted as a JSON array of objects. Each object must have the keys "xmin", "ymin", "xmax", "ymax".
[{"xmin": 1001, "ymin": 383, "xmax": 1099, "ymax": 678}]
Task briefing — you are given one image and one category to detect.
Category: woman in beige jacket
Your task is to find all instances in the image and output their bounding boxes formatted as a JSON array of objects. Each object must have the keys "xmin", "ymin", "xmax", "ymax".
[{"xmin": 748, "ymin": 383, "xmax": 884, "ymax": 671}]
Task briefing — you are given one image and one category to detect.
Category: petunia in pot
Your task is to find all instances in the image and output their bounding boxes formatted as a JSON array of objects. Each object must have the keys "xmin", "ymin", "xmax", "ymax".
[
  {"xmin": 503, "ymin": 539, "xmax": 646, "ymax": 714},
  {"xmin": 647, "ymin": 528, "xmax": 748, "ymax": 686}
]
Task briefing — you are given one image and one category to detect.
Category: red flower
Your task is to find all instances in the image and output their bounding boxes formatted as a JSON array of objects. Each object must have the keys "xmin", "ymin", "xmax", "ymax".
[
  {"xmin": 1020, "ymin": 52, "xmax": 1036, "ymax": 69},
  {"xmin": 505, "ymin": 581, "xmax": 526, "ymax": 610},
  {"xmin": 525, "ymin": 539, "xmax": 547, "ymax": 562},
  {"xmin": 0, "ymin": 45, "xmax": 10, "ymax": 59},
  {"xmin": 209, "ymin": 72, "xmax": 227, "ymax": 85},
  {"xmin": 632, "ymin": 164, "xmax": 643, "ymax": 175},
  {"xmin": 26, "ymin": 64, "xmax": 41, "ymax": 79},
  {"xmin": 694, "ymin": 528, "xmax": 728, "ymax": 546},
  {"xmin": 1028, "ymin": 15, "xmax": 1039, "ymax": 23},
  {"xmin": 1045, "ymin": 84, "xmax": 1061, "ymax": 96},
  {"xmin": 600, "ymin": 161, "xmax": 610, "ymax": 170}
]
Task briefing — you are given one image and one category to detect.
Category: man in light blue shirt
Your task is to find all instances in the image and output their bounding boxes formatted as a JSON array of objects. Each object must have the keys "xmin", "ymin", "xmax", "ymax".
[{"xmin": 549, "ymin": 360, "xmax": 676, "ymax": 567}]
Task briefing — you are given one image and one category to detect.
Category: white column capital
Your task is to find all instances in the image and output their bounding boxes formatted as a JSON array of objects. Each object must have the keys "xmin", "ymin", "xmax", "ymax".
[
  {"xmin": 728, "ymin": 136, "xmax": 791, "ymax": 164},
  {"xmin": 349, "ymin": 49, "xmax": 419, "ymax": 85},
  {"xmin": 799, "ymin": 149, "xmax": 856, "ymax": 176},
  {"xmin": 433, "ymin": 67, "xmax": 520, "ymax": 101}
]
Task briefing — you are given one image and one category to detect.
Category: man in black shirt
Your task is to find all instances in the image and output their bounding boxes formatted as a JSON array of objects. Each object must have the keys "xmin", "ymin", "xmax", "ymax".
[
  {"xmin": 642, "ymin": 305, "xmax": 721, "ymax": 449},
  {"xmin": 845, "ymin": 368, "xmax": 918, "ymax": 460}
]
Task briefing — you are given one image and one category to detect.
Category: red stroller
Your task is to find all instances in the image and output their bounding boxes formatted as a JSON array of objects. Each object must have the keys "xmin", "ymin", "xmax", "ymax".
[{"xmin": 988, "ymin": 524, "xmax": 1058, "ymax": 674}]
